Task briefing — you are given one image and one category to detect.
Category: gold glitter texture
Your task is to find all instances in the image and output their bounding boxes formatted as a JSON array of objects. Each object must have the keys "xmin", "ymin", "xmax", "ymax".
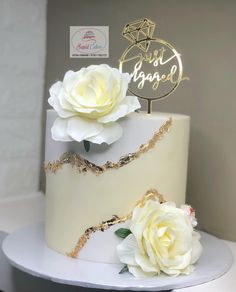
[
  {"xmin": 44, "ymin": 118, "xmax": 172, "ymax": 175},
  {"xmin": 68, "ymin": 189, "xmax": 165, "ymax": 258}
]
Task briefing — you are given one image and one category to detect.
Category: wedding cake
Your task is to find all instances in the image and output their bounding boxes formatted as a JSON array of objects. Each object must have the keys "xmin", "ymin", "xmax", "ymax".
[{"xmin": 44, "ymin": 64, "xmax": 202, "ymax": 277}]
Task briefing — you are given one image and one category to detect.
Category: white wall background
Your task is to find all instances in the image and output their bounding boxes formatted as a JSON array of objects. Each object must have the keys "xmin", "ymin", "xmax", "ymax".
[{"xmin": 0, "ymin": 0, "xmax": 47, "ymax": 198}]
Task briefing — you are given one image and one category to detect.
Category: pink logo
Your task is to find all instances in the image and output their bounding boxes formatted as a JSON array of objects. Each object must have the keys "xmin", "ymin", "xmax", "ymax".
[
  {"xmin": 71, "ymin": 28, "xmax": 106, "ymax": 54},
  {"xmin": 82, "ymin": 31, "xmax": 96, "ymax": 42}
]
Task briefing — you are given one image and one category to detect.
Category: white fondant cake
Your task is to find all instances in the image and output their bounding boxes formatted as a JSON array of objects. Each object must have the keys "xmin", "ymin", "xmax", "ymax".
[{"xmin": 45, "ymin": 109, "xmax": 190, "ymax": 263}]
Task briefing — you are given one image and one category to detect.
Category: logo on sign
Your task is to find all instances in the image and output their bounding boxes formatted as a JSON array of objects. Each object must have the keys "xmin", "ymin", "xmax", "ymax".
[{"xmin": 70, "ymin": 26, "xmax": 109, "ymax": 58}]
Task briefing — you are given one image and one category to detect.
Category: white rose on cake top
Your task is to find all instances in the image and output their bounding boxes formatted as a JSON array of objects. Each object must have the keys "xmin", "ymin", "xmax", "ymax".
[
  {"xmin": 48, "ymin": 64, "xmax": 141, "ymax": 144},
  {"xmin": 117, "ymin": 199, "xmax": 202, "ymax": 278}
]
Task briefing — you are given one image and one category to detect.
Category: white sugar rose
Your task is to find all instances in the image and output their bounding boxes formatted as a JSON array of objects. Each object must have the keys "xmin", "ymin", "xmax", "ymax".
[
  {"xmin": 117, "ymin": 200, "xmax": 202, "ymax": 278},
  {"xmin": 48, "ymin": 64, "xmax": 141, "ymax": 144}
]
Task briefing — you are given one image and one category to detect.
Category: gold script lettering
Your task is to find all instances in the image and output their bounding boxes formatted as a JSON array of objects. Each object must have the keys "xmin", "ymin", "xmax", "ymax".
[{"xmin": 130, "ymin": 47, "xmax": 184, "ymax": 90}]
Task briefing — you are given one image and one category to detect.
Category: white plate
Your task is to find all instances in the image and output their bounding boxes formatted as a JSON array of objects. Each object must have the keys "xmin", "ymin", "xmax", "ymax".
[{"xmin": 2, "ymin": 222, "xmax": 233, "ymax": 291}]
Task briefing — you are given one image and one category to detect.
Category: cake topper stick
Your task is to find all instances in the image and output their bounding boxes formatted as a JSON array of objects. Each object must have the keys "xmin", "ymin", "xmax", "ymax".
[
  {"xmin": 119, "ymin": 18, "xmax": 188, "ymax": 114},
  {"xmin": 147, "ymin": 99, "xmax": 152, "ymax": 114}
]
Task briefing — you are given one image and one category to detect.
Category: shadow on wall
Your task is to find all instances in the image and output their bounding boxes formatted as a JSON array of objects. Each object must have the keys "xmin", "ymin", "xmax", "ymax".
[{"xmin": 187, "ymin": 125, "xmax": 234, "ymax": 241}]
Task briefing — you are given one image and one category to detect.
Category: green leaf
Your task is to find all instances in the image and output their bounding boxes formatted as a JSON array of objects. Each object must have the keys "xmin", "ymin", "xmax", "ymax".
[
  {"xmin": 83, "ymin": 140, "xmax": 90, "ymax": 152},
  {"xmin": 119, "ymin": 265, "xmax": 129, "ymax": 274},
  {"xmin": 115, "ymin": 228, "xmax": 131, "ymax": 239}
]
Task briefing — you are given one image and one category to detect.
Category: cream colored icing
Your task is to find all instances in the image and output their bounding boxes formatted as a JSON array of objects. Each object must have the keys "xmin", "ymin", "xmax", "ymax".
[{"xmin": 45, "ymin": 111, "xmax": 190, "ymax": 262}]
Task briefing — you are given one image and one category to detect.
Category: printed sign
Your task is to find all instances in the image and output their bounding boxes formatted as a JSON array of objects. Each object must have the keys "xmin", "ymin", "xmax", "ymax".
[{"xmin": 70, "ymin": 26, "xmax": 109, "ymax": 58}]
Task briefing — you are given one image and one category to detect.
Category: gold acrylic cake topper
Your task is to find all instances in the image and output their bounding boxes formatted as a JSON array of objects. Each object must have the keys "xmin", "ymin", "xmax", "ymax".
[{"xmin": 119, "ymin": 18, "xmax": 188, "ymax": 113}]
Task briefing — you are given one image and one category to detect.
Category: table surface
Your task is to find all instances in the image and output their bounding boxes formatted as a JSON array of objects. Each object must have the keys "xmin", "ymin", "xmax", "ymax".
[{"xmin": 0, "ymin": 193, "xmax": 236, "ymax": 292}]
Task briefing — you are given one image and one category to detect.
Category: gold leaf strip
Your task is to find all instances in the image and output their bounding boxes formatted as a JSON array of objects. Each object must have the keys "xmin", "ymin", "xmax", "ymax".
[
  {"xmin": 67, "ymin": 189, "xmax": 165, "ymax": 258},
  {"xmin": 44, "ymin": 118, "xmax": 172, "ymax": 175}
]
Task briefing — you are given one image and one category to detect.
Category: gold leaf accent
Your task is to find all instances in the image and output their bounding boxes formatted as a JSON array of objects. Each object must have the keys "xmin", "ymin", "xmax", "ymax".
[
  {"xmin": 67, "ymin": 189, "xmax": 165, "ymax": 258},
  {"xmin": 44, "ymin": 118, "xmax": 172, "ymax": 175}
]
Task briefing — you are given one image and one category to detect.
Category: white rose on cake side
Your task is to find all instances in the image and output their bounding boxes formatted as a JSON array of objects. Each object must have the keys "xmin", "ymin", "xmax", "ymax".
[
  {"xmin": 48, "ymin": 64, "xmax": 141, "ymax": 144},
  {"xmin": 117, "ymin": 199, "xmax": 202, "ymax": 278}
]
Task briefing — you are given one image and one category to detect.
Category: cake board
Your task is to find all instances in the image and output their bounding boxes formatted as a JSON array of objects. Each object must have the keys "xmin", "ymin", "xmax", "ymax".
[{"xmin": 1, "ymin": 222, "xmax": 233, "ymax": 291}]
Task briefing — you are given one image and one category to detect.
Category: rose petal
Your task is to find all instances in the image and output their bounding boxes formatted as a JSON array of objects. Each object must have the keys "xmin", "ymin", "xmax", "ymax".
[
  {"xmin": 74, "ymin": 106, "xmax": 105, "ymax": 114},
  {"xmin": 160, "ymin": 250, "xmax": 192, "ymax": 271},
  {"xmin": 128, "ymin": 265, "xmax": 157, "ymax": 278},
  {"xmin": 98, "ymin": 104, "xmax": 128, "ymax": 123},
  {"xmin": 49, "ymin": 81, "xmax": 75, "ymax": 114},
  {"xmin": 48, "ymin": 81, "xmax": 62, "ymax": 107},
  {"xmin": 63, "ymin": 70, "xmax": 84, "ymax": 92},
  {"xmin": 117, "ymin": 234, "xmax": 138, "ymax": 266},
  {"xmin": 130, "ymin": 201, "xmax": 161, "ymax": 244},
  {"xmin": 63, "ymin": 70, "xmax": 76, "ymax": 83},
  {"xmin": 86, "ymin": 65, "xmax": 131, "ymax": 103},
  {"xmin": 143, "ymin": 231, "xmax": 162, "ymax": 264},
  {"xmin": 87, "ymin": 122, "xmax": 122, "ymax": 145},
  {"xmin": 49, "ymin": 82, "xmax": 76, "ymax": 118},
  {"xmin": 117, "ymin": 72, "xmax": 131, "ymax": 102},
  {"xmin": 134, "ymin": 250, "xmax": 159, "ymax": 273},
  {"xmin": 124, "ymin": 95, "xmax": 141, "ymax": 112},
  {"xmin": 51, "ymin": 118, "xmax": 73, "ymax": 142},
  {"xmin": 54, "ymin": 98, "xmax": 76, "ymax": 118},
  {"xmin": 58, "ymin": 91, "xmax": 76, "ymax": 112},
  {"xmin": 98, "ymin": 96, "xmax": 141, "ymax": 123},
  {"xmin": 181, "ymin": 265, "xmax": 195, "ymax": 275},
  {"xmin": 67, "ymin": 116, "xmax": 103, "ymax": 142}
]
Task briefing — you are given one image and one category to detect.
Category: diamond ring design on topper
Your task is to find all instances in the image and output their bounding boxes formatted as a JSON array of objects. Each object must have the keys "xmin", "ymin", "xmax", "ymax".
[{"xmin": 119, "ymin": 18, "xmax": 188, "ymax": 113}]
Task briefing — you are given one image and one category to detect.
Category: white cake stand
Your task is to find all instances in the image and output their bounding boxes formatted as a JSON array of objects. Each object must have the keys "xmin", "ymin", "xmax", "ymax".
[{"xmin": 2, "ymin": 222, "xmax": 233, "ymax": 291}]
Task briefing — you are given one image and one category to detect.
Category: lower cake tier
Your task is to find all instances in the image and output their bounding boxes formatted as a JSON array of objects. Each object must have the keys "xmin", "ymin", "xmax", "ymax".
[{"xmin": 45, "ymin": 111, "xmax": 190, "ymax": 262}]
